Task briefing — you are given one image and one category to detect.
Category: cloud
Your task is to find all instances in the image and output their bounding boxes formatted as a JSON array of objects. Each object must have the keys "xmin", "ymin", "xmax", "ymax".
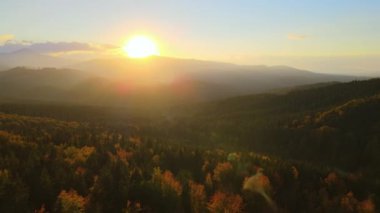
[
  {"xmin": 288, "ymin": 33, "xmax": 309, "ymax": 40},
  {"xmin": 0, "ymin": 41, "xmax": 118, "ymax": 55},
  {"xmin": 0, "ymin": 34, "xmax": 15, "ymax": 44}
]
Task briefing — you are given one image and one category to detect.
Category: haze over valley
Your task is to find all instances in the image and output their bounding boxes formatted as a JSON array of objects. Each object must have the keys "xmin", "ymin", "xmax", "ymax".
[{"xmin": 0, "ymin": 49, "xmax": 365, "ymax": 108}]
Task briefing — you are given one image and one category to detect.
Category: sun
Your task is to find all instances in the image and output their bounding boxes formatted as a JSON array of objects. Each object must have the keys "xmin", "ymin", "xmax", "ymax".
[{"xmin": 123, "ymin": 36, "xmax": 159, "ymax": 58}]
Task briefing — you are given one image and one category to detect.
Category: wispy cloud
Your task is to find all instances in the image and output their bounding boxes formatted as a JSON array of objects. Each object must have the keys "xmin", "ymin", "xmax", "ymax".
[
  {"xmin": 0, "ymin": 34, "xmax": 15, "ymax": 44},
  {"xmin": 287, "ymin": 34, "xmax": 309, "ymax": 41}
]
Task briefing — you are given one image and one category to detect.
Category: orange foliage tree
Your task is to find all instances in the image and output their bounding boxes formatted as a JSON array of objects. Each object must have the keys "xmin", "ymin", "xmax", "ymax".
[
  {"xmin": 189, "ymin": 181, "xmax": 207, "ymax": 213},
  {"xmin": 208, "ymin": 191, "xmax": 243, "ymax": 213}
]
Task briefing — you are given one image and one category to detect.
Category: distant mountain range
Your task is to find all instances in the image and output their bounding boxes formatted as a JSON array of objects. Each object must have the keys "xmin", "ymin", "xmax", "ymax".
[
  {"xmin": 0, "ymin": 48, "xmax": 74, "ymax": 68},
  {"xmin": 0, "ymin": 50, "xmax": 366, "ymax": 107},
  {"xmin": 70, "ymin": 56, "xmax": 363, "ymax": 92}
]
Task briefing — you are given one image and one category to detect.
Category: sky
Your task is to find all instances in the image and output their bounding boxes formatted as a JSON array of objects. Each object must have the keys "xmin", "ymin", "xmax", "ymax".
[{"xmin": 1, "ymin": 0, "xmax": 380, "ymax": 75}]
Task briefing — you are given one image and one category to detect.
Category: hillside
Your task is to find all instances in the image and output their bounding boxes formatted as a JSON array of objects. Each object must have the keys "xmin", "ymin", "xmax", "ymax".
[
  {"xmin": 154, "ymin": 79, "xmax": 380, "ymax": 178},
  {"xmin": 2, "ymin": 78, "xmax": 380, "ymax": 179},
  {"xmin": 0, "ymin": 67, "xmax": 89, "ymax": 101}
]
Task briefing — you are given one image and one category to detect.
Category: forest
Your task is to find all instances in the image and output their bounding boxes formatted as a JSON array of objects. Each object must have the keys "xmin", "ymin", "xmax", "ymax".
[{"xmin": 0, "ymin": 79, "xmax": 379, "ymax": 212}]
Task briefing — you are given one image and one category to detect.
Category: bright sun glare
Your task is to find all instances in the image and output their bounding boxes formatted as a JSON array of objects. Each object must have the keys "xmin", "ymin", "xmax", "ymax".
[{"xmin": 123, "ymin": 36, "xmax": 159, "ymax": 58}]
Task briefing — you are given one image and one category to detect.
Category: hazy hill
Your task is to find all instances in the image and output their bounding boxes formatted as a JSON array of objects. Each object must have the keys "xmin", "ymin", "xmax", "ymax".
[
  {"xmin": 0, "ymin": 67, "xmax": 237, "ymax": 107},
  {"xmin": 0, "ymin": 64, "xmax": 9, "ymax": 71},
  {"xmin": 0, "ymin": 67, "xmax": 88, "ymax": 87},
  {"xmin": 0, "ymin": 49, "xmax": 74, "ymax": 68},
  {"xmin": 71, "ymin": 56, "xmax": 362, "ymax": 94},
  {"xmin": 0, "ymin": 67, "xmax": 89, "ymax": 101},
  {"xmin": 0, "ymin": 56, "xmax": 364, "ymax": 107}
]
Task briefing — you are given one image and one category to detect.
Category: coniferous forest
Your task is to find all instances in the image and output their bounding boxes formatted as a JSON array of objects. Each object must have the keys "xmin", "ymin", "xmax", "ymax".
[{"xmin": 1, "ymin": 79, "xmax": 379, "ymax": 212}]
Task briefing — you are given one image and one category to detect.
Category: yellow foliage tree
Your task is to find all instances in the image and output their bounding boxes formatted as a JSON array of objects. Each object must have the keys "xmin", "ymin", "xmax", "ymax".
[{"xmin": 56, "ymin": 189, "xmax": 86, "ymax": 213}]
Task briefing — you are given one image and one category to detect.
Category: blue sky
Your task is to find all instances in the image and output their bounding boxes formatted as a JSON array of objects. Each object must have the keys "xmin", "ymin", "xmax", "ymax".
[{"xmin": 1, "ymin": 0, "xmax": 380, "ymax": 74}]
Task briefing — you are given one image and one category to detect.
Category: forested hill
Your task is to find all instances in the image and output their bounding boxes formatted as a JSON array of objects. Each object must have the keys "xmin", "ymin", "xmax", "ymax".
[
  {"xmin": 186, "ymin": 78, "xmax": 380, "ymax": 115},
  {"xmin": 161, "ymin": 78, "xmax": 380, "ymax": 177},
  {"xmin": 0, "ymin": 107, "xmax": 378, "ymax": 212},
  {"xmin": 0, "ymin": 78, "xmax": 380, "ymax": 212}
]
